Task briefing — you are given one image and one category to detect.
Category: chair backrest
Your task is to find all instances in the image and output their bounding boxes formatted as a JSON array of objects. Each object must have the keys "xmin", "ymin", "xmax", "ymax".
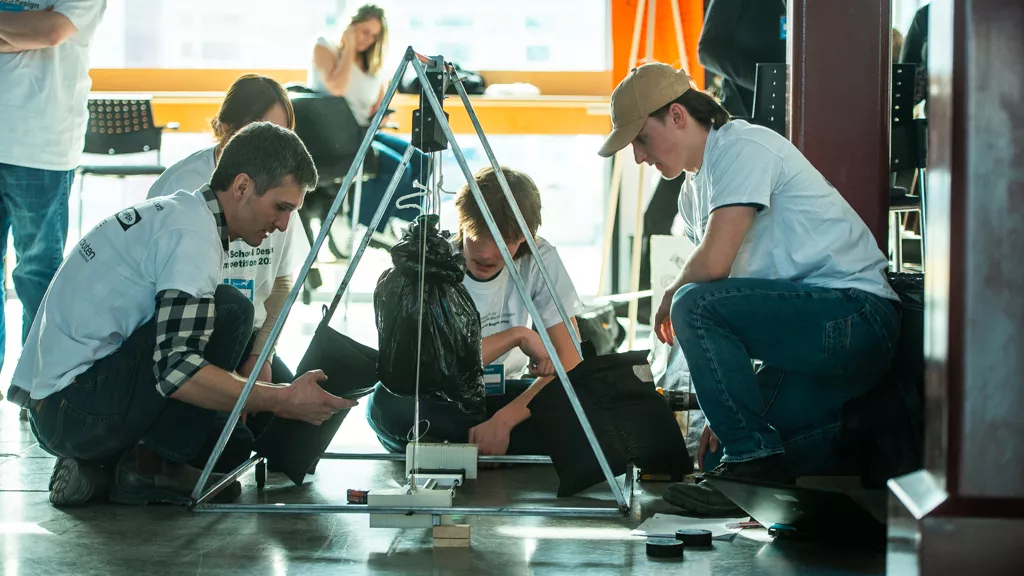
[
  {"xmin": 288, "ymin": 92, "xmax": 377, "ymax": 185},
  {"xmin": 891, "ymin": 64, "xmax": 918, "ymax": 173},
  {"xmin": 83, "ymin": 98, "xmax": 162, "ymax": 155},
  {"xmin": 751, "ymin": 63, "xmax": 787, "ymax": 137}
]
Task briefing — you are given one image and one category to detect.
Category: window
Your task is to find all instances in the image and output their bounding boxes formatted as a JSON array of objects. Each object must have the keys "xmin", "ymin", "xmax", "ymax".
[{"xmin": 89, "ymin": 0, "xmax": 610, "ymax": 72}]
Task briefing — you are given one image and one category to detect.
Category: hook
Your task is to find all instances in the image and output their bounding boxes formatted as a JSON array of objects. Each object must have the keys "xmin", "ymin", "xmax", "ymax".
[{"xmin": 395, "ymin": 179, "xmax": 432, "ymax": 215}]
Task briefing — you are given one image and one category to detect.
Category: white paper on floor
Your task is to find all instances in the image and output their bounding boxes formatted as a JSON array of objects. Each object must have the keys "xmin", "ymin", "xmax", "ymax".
[{"xmin": 631, "ymin": 514, "xmax": 748, "ymax": 542}]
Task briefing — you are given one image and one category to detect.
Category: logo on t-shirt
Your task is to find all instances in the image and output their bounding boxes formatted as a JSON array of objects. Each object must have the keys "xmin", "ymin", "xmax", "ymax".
[{"xmin": 116, "ymin": 208, "xmax": 143, "ymax": 231}]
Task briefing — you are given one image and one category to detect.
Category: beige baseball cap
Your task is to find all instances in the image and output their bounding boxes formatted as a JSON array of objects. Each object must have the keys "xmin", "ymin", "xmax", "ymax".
[{"xmin": 598, "ymin": 63, "xmax": 693, "ymax": 157}]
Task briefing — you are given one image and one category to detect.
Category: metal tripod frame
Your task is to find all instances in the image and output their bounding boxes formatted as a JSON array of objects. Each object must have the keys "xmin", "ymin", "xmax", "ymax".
[{"xmin": 189, "ymin": 47, "xmax": 633, "ymax": 518}]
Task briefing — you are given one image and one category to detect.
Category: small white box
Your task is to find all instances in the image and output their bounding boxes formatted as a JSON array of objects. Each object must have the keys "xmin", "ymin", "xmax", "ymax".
[{"xmin": 405, "ymin": 443, "xmax": 478, "ymax": 480}]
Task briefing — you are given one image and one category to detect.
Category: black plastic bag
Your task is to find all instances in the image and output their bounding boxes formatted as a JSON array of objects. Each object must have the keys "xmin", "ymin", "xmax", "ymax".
[
  {"xmin": 528, "ymin": 351, "xmax": 692, "ymax": 497},
  {"xmin": 373, "ymin": 215, "xmax": 485, "ymax": 417},
  {"xmin": 576, "ymin": 303, "xmax": 625, "ymax": 356},
  {"xmin": 251, "ymin": 316, "xmax": 379, "ymax": 485}
]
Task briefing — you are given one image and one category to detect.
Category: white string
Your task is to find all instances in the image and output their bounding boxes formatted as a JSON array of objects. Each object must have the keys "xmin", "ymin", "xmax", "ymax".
[
  {"xmin": 409, "ymin": 163, "xmax": 430, "ymax": 491},
  {"xmin": 406, "ymin": 418, "xmax": 431, "ymax": 442}
]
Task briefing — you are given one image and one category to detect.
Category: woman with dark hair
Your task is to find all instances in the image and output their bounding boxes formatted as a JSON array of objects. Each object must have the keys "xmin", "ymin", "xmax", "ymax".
[
  {"xmin": 147, "ymin": 73, "xmax": 307, "ymax": 385},
  {"xmin": 310, "ymin": 3, "xmax": 428, "ymax": 235},
  {"xmin": 599, "ymin": 63, "xmax": 900, "ymax": 516}
]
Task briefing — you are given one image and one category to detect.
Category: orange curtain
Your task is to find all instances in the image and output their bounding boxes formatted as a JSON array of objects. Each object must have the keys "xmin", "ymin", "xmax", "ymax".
[{"xmin": 610, "ymin": 0, "xmax": 705, "ymax": 90}]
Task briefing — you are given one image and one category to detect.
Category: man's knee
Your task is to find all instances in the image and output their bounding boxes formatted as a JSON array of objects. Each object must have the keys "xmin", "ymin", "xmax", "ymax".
[
  {"xmin": 670, "ymin": 281, "xmax": 718, "ymax": 335},
  {"xmin": 214, "ymin": 284, "xmax": 255, "ymax": 334}
]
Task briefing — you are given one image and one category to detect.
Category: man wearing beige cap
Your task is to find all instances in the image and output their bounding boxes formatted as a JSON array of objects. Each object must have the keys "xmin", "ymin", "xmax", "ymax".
[{"xmin": 600, "ymin": 63, "xmax": 900, "ymax": 515}]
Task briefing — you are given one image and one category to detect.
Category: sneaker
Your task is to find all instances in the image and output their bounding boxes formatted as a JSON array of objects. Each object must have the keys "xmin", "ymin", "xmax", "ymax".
[
  {"xmin": 49, "ymin": 457, "xmax": 110, "ymax": 507},
  {"xmin": 663, "ymin": 454, "xmax": 793, "ymax": 516},
  {"xmin": 108, "ymin": 447, "xmax": 241, "ymax": 506}
]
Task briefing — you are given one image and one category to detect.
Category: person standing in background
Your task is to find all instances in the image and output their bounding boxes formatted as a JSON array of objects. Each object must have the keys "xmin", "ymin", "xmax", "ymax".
[
  {"xmin": 0, "ymin": 0, "xmax": 108, "ymax": 383},
  {"xmin": 697, "ymin": 0, "xmax": 786, "ymax": 118}
]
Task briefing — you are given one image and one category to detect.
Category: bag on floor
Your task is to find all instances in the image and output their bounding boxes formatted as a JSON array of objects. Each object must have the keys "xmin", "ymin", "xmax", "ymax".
[
  {"xmin": 252, "ymin": 314, "xmax": 379, "ymax": 485},
  {"xmin": 528, "ymin": 350, "xmax": 692, "ymax": 497},
  {"xmin": 840, "ymin": 272, "xmax": 925, "ymax": 488},
  {"xmin": 373, "ymin": 215, "xmax": 486, "ymax": 418},
  {"xmin": 576, "ymin": 303, "xmax": 625, "ymax": 356}
]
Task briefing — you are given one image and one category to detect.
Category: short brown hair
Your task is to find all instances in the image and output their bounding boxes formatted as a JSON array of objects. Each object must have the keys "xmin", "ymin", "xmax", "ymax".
[
  {"xmin": 651, "ymin": 89, "xmax": 731, "ymax": 131},
  {"xmin": 212, "ymin": 74, "xmax": 295, "ymax": 143},
  {"xmin": 456, "ymin": 166, "xmax": 542, "ymax": 257}
]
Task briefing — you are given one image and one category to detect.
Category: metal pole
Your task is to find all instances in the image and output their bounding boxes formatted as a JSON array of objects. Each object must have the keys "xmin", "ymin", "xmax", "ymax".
[
  {"xmin": 343, "ymin": 163, "xmax": 365, "ymax": 319},
  {"xmin": 411, "ymin": 57, "xmax": 628, "ymax": 510},
  {"xmin": 194, "ymin": 503, "xmax": 624, "ymax": 518},
  {"xmin": 190, "ymin": 54, "xmax": 413, "ymax": 503},
  {"xmin": 327, "ymin": 146, "xmax": 416, "ymax": 321},
  {"xmin": 321, "ymin": 452, "xmax": 552, "ymax": 464},
  {"xmin": 451, "ymin": 78, "xmax": 581, "ymax": 356},
  {"xmin": 193, "ymin": 455, "xmax": 263, "ymax": 507}
]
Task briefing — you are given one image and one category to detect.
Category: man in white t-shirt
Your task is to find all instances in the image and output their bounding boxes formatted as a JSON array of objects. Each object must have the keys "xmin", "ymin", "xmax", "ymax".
[
  {"xmin": 0, "ymin": 0, "xmax": 106, "ymax": 378},
  {"xmin": 599, "ymin": 63, "xmax": 901, "ymax": 515},
  {"xmin": 148, "ymin": 143, "xmax": 310, "ymax": 385},
  {"xmin": 6, "ymin": 123, "xmax": 355, "ymax": 508},
  {"xmin": 366, "ymin": 167, "xmax": 584, "ymax": 455}
]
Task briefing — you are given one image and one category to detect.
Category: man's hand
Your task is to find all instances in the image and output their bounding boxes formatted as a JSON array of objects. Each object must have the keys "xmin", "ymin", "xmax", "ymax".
[
  {"xmin": 516, "ymin": 329, "xmax": 555, "ymax": 377},
  {"xmin": 275, "ymin": 370, "xmax": 357, "ymax": 426},
  {"xmin": 697, "ymin": 423, "xmax": 721, "ymax": 472},
  {"xmin": 238, "ymin": 354, "xmax": 273, "ymax": 384},
  {"xmin": 654, "ymin": 287, "xmax": 678, "ymax": 344}
]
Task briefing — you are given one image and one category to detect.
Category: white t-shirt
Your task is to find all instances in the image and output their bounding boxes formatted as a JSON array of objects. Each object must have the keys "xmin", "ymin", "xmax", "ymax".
[
  {"xmin": 146, "ymin": 146, "xmax": 310, "ymax": 330},
  {"xmin": 678, "ymin": 120, "xmax": 898, "ymax": 301},
  {"xmin": 460, "ymin": 237, "xmax": 583, "ymax": 379},
  {"xmin": 13, "ymin": 190, "xmax": 224, "ymax": 400},
  {"xmin": 309, "ymin": 36, "xmax": 382, "ymax": 127},
  {"xmin": 0, "ymin": 0, "xmax": 107, "ymax": 171}
]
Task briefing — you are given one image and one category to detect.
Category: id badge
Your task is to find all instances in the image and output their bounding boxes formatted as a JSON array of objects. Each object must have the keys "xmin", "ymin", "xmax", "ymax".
[
  {"xmin": 483, "ymin": 364, "xmax": 505, "ymax": 396},
  {"xmin": 225, "ymin": 278, "xmax": 255, "ymax": 301}
]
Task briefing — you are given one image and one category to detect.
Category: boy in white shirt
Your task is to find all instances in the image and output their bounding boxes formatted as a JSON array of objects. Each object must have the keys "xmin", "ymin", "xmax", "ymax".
[
  {"xmin": 599, "ymin": 63, "xmax": 900, "ymax": 515},
  {"xmin": 367, "ymin": 167, "xmax": 584, "ymax": 455}
]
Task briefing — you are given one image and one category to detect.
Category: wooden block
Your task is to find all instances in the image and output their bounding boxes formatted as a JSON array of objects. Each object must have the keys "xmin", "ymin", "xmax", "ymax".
[
  {"xmin": 433, "ymin": 524, "xmax": 470, "ymax": 539},
  {"xmin": 433, "ymin": 537, "xmax": 471, "ymax": 548}
]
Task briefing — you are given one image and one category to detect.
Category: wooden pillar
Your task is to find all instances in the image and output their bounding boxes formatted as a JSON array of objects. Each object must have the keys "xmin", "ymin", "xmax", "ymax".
[
  {"xmin": 887, "ymin": 0, "xmax": 1024, "ymax": 573},
  {"xmin": 787, "ymin": 0, "xmax": 891, "ymax": 247}
]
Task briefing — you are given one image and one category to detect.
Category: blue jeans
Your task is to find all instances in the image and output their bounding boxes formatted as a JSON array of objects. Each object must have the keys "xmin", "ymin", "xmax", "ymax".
[
  {"xmin": 0, "ymin": 163, "xmax": 73, "ymax": 373},
  {"xmin": 358, "ymin": 132, "xmax": 430, "ymax": 232},
  {"xmin": 670, "ymin": 278, "xmax": 900, "ymax": 476},
  {"xmin": 29, "ymin": 285, "xmax": 254, "ymax": 466}
]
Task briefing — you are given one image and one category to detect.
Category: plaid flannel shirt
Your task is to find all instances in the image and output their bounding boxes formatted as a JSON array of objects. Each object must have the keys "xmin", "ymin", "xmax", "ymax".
[{"xmin": 152, "ymin": 186, "xmax": 230, "ymax": 397}]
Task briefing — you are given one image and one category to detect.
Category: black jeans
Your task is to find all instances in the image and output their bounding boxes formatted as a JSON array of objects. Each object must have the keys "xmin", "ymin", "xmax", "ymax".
[
  {"xmin": 30, "ymin": 285, "xmax": 254, "ymax": 465},
  {"xmin": 366, "ymin": 379, "xmax": 545, "ymax": 454},
  {"xmin": 239, "ymin": 331, "xmax": 295, "ymax": 383}
]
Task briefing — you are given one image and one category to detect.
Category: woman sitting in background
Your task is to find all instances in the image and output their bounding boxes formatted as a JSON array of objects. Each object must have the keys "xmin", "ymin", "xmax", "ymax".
[
  {"xmin": 310, "ymin": 3, "xmax": 428, "ymax": 236},
  {"xmin": 147, "ymin": 74, "xmax": 309, "ymax": 386}
]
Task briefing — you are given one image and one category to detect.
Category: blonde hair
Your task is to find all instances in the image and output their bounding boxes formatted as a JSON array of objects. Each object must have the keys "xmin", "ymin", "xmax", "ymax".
[
  {"xmin": 345, "ymin": 4, "xmax": 388, "ymax": 76},
  {"xmin": 455, "ymin": 166, "xmax": 543, "ymax": 258}
]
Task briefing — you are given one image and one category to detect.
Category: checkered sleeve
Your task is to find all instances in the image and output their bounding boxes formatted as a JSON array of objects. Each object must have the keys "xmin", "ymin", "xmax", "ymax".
[{"xmin": 153, "ymin": 289, "xmax": 216, "ymax": 397}]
